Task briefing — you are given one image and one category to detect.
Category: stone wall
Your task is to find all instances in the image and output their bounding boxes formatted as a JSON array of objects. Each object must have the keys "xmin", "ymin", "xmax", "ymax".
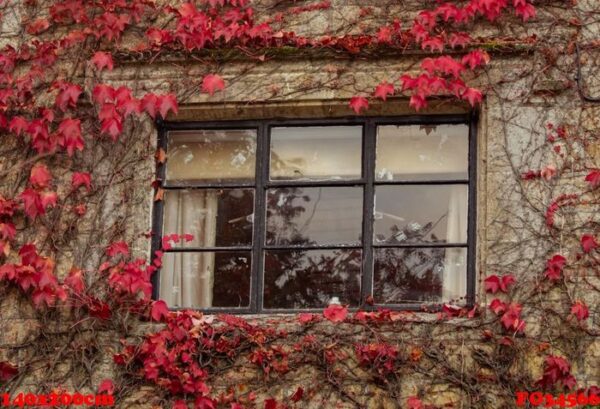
[{"xmin": 0, "ymin": 1, "xmax": 599, "ymax": 408}]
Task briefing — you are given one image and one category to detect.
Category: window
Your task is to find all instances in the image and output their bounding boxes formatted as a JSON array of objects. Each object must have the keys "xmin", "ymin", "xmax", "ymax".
[{"xmin": 152, "ymin": 115, "xmax": 477, "ymax": 313}]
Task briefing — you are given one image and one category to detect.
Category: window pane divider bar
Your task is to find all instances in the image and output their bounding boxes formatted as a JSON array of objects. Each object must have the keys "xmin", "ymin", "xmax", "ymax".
[
  {"xmin": 164, "ymin": 247, "xmax": 253, "ymax": 252},
  {"xmin": 361, "ymin": 120, "xmax": 376, "ymax": 307},
  {"xmin": 163, "ymin": 183, "xmax": 256, "ymax": 189},
  {"xmin": 267, "ymin": 180, "xmax": 365, "ymax": 187},
  {"xmin": 253, "ymin": 123, "xmax": 270, "ymax": 312},
  {"xmin": 374, "ymin": 180, "xmax": 469, "ymax": 186},
  {"xmin": 264, "ymin": 245, "xmax": 362, "ymax": 251},
  {"xmin": 466, "ymin": 109, "xmax": 479, "ymax": 306},
  {"xmin": 372, "ymin": 243, "xmax": 468, "ymax": 249}
]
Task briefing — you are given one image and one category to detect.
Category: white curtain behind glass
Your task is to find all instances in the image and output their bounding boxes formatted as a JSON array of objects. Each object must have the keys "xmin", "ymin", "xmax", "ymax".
[
  {"xmin": 160, "ymin": 190, "xmax": 218, "ymax": 308},
  {"xmin": 442, "ymin": 186, "xmax": 468, "ymax": 303}
]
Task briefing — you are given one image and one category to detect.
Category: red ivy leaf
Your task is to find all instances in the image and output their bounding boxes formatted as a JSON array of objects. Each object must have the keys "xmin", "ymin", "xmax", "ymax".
[
  {"xmin": 421, "ymin": 36, "xmax": 444, "ymax": 52},
  {"xmin": 406, "ymin": 396, "xmax": 424, "ymax": 409},
  {"xmin": 484, "ymin": 274, "xmax": 516, "ymax": 294},
  {"xmin": 173, "ymin": 400, "xmax": 188, "ymax": 409},
  {"xmin": 0, "ymin": 222, "xmax": 16, "ymax": 241},
  {"xmin": 376, "ymin": 26, "xmax": 392, "ymax": 44},
  {"xmin": 92, "ymin": 84, "xmax": 115, "ymax": 104},
  {"xmin": 409, "ymin": 94, "xmax": 427, "ymax": 111},
  {"xmin": 157, "ymin": 94, "xmax": 178, "ymax": 119},
  {"xmin": 461, "ymin": 50, "xmax": 491, "ymax": 70},
  {"xmin": 581, "ymin": 234, "xmax": 598, "ymax": 253},
  {"xmin": 55, "ymin": 82, "xmax": 82, "ymax": 112},
  {"xmin": 373, "ymin": 82, "xmax": 394, "ymax": 101},
  {"xmin": 500, "ymin": 303, "xmax": 525, "ymax": 333},
  {"xmin": 449, "ymin": 32, "xmax": 471, "ymax": 48},
  {"xmin": 194, "ymin": 396, "xmax": 216, "ymax": 409},
  {"xmin": 298, "ymin": 313, "xmax": 318, "ymax": 324},
  {"xmin": 515, "ymin": 3, "xmax": 536, "ymax": 21},
  {"xmin": 106, "ymin": 241, "xmax": 129, "ymax": 257},
  {"xmin": 0, "ymin": 362, "xmax": 18, "ymax": 382},
  {"xmin": 291, "ymin": 387, "xmax": 304, "ymax": 402},
  {"xmin": 349, "ymin": 96, "xmax": 369, "ymax": 114},
  {"xmin": 150, "ymin": 300, "xmax": 169, "ymax": 322},
  {"xmin": 489, "ymin": 299, "xmax": 506, "ymax": 315},
  {"xmin": 58, "ymin": 118, "xmax": 84, "ymax": 156},
  {"xmin": 571, "ymin": 301, "xmax": 589, "ymax": 321},
  {"xmin": 9, "ymin": 116, "xmax": 29, "ymax": 136},
  {"xmin": 141, "ymin": 94, "xmax": 158, "ymax": 119},
  {"xmin": 98, "ymin": 379, "xmax": 114, "ymax": 394},
  {"xmin": 264, "ymin": 398, "xmax": 277, "ymax": 409},
  {"xmin": 72, "ymin": 172, "xmax": 92, "ymax": 191},
  {"xmin": 585, "ymin": 170, "xmax": 600, "ymax": 188},
  {"xmin": 64, "ymin": 267, "xmax": 85, "ymax": 294},
  {"xmin": 91, "ymin": 51, "xmax": 114, "ymax": 71},
  {"xmin": 323, "ymin": 304, "xmax": 348, "ymax": 323},
  {"xmin": 29, "ymin": 163, "xmax": 51, "ymax": 189},
  {"xmin": 462, "ymin": 88, "xmax": 483, "ymax": 107},
  {"xmin": 27, "ymin": 18, "xmax": 50, "ymax": 35},
  {"xmin": 201, "ymin": 74, "xmax": 225, "ymax": 96}
]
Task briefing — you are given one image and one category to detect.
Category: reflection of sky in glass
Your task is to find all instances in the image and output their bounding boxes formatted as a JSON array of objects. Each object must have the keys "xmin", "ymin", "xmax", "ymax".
[
  {"xmin": 270, "ymin": 126, "xmax": 362, "ymax": 181},
  {"xmin": 376, "ymin": 124, "xmax": 469, "ymax": 181},
  {"xmin": 166, "ymin": 130, "xmax": 257, "ymax": 183}
]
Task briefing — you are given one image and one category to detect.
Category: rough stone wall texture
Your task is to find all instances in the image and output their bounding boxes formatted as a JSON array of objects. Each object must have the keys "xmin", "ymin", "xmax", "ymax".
[{"xmin": 0, "ymin": 1, "xmax": 599, "ymax": 408}]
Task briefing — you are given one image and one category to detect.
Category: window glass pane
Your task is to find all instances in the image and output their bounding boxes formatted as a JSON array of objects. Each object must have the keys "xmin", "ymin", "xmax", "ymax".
[
  {"xmin": 374, "ymin": 185, "xmax": 468, "ymax": 244},
  {"xmin": 166, "ymin": 130, "xmax": 256, "ymax": 183},
  {"xmin": 163, "ymin": 189, "xmax": 254, "ymax": 247},
  {"xmin": 374, "ymin": 247, "xmax": 467, "ymax": 304},
  {"xmin": 376, "ymin": 124, "xmax": 468, "ymax": 181},
  {"xmin": 264, "ymin": 249, "xmax": 361, "ymax": 309},
  {"xmin": 266, "ymin": 187, "xmax": 363, "ymax": 246},
  {"xmin": 160, "ymin": 251, "xmax": 251, "ymax": 308},
  {"xmin": 270, "ymin": 126, "xmax": 362, "ymax": 181}
]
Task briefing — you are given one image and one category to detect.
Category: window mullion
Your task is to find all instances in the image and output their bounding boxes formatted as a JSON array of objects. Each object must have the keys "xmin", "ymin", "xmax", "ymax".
[
  {"xmin": 251, "ymin": 122, "xmax": 269, "ymax": 313},
  {"xmin": 466, "ymin": 110, "xmax": 478, "ymax": 306},
  {"xmin": 361, "ymin": 120, "xmax": 376, "ymax": 308},
  {"xmin": 151, "ymin": 118, "xmax": 168, "ymax": 300}
]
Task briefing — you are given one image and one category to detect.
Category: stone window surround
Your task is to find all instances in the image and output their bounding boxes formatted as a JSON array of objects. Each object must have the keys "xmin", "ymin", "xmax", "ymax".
[{"xmin": 150, "ymin": 99, "xmax": 484, "ymax": 314}]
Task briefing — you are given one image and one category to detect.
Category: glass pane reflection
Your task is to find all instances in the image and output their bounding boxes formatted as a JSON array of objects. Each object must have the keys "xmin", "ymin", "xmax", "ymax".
[
  {"xmin": 266, "ymin": 187, "xmax": 363, "ymax": 246},
  {"xmin": 374, "ymin": 247, "xmax": 467, "ymax": 304},
  {"xmin": 263, "ymin": 249, "xmax": 362, "ymax": 309},
  {"xmin": 160, "ymin": 251, "xmax": 251, "ymax": 308},
  {"xmin": 166, "ymin": 130, "xmax": 256, "ymax": 183},
  {"xmin": 376, "ymin": 124, "xmax": 468, "ymax": 181},
  {"xmin": 270, "ymin": 126, "xmax": 362, "ymax": 181},
  {"xmin": 163, "ymin": 189, "xmax": 254, "ymax": 248},
  {"xmin": 374, "ymin": 185, "xmax": 468, "ymax": 245}
]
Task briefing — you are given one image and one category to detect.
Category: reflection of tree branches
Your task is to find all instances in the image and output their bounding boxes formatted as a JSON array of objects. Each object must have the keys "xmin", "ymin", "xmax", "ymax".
[
  {"xmin": 378, "ymin": 213, "xmax": 447, "ymax": 244},
  {"xmin": 375, "ymin": 247, "xmax": 443, "ymax": 303},
  {"xmin": 298, "ymin": 187, "xmax": 322, "ymax": 236}
]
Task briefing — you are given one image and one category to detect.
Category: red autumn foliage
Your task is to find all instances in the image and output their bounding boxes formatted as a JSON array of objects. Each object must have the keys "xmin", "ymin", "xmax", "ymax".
[
  {"xmin": 585, "ymin": 170, "xmax": 600, "ymax": 188},
  {"xmin": 97, "ymin": 379, "xmax": 115, "ymax": 394},
  {"xmin": 544, "ymin": 254, "xmax": 567, "ymax": 281},
  {"xmin": 570, "ymin": 301, "xmax": 589, "ymax": 322},
  {"xmin": 355, "ymin": 342, "xmax": 399, "ymax": 376},
  {"xmin": 91, "ymin": 52, "xmax": 114, "ymax": 71},
  {"xmin": 483, "ymin": 274, "xmax": 516, "ymax": 294},
  {"xmin": 323, "ymin": 304, "xmax": 348, "ymax": 323},
  {"xmin": 202, "ymin": 74, "xmax": 226, "ymax": 96},
  {"xmin": 349, "ymin": 96, "xmax": 369, "ymax": 114},
  {"xmin": 581, "ymin": 234, "xmax": 598, "ymax": 253},
  {"xmin": 537, "ymin": 356, "xmax": 577, "ymax": 391}
]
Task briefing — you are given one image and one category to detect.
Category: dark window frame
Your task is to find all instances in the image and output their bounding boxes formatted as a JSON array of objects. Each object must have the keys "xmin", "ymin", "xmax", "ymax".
[{"xmin": 151, "ymin": 113, "xmax": 478, "ymax": 314}]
